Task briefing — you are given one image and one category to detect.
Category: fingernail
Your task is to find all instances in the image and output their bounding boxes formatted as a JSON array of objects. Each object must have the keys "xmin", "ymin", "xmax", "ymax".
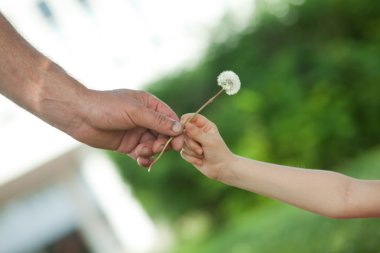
[
  {"xmin": 137, "ymin": 157, "xmax": 142, "ymax": 167},
  {"xmin": 172, "ymin": 121, "xmax": 182, "ymax": 133}
]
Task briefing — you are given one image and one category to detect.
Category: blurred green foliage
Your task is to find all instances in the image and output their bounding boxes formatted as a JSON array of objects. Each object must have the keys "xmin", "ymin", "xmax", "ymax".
[{"xmin": 109, "ymin": 0, "xmax": 380, "ymax": 251}]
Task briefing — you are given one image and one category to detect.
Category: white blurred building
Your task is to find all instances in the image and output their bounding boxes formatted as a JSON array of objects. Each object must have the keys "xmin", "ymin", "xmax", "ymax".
[
  {"xmin": 0, "ymin": 0, "xmax": 254, "ymax": 252},
  {"xmin": 0, "ymin": 146, "xmax": 154, "ymax": 253}
]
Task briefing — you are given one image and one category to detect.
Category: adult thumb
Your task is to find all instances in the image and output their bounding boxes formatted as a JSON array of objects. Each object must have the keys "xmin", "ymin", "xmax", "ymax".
[{"xmin": 134, "ymin": 107, "xmax": 183, "ymax": 136}]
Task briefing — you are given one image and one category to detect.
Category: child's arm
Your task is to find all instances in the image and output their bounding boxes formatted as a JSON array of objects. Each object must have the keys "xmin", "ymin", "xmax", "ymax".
[{"xmin": 180, "ymin": 114, "xmax": 380, "ymax": 219}]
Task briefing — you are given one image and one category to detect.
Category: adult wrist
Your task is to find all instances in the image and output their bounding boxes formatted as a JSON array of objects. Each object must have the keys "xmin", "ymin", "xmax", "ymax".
[{"xmin": 33, "ymin": 61, "xmax": 90, "ymax": 134}]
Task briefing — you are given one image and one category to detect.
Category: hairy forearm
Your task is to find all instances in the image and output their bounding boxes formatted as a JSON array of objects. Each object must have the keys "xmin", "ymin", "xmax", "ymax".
[
  {"xmin": 0, "ymin": 14, "xmax": 48, "ymax": 109},
  {"xmin": 0, "ymin": 14, "xmax": 88, "ymax": 133},
  {"xmin": 219, "ymin": 155, "xmax": 355, "ymax": 218}
]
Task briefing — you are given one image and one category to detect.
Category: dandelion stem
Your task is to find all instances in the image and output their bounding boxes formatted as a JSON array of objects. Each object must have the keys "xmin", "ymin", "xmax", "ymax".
[{"xmin": 148, "ymin": 88, "xmax": 225, "ymax": 172}]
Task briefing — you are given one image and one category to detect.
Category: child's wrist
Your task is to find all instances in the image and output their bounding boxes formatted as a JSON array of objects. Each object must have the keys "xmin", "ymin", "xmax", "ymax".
[{"xmin": 216, "ymin": 152, "xmax": 237, "ymax": 183}]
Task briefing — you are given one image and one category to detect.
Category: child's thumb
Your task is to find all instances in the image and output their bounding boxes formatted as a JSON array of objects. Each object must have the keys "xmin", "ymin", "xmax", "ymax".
[{"xmin": 184, "ymin": 122, "xmax": 213, "ymax": 146}]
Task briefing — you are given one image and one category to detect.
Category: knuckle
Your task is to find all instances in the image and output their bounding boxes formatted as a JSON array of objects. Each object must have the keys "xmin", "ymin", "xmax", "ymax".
[
  {"xmin": 155, "ymin": 113, "xmax": 169, "ymax": 126},
  {"xmin": 139, "ymin": 90, "xmax": 149, "ymax": 98},
  {"xmin": 139, "ymin": 91, "xmax": 153, "ymax": 104}
]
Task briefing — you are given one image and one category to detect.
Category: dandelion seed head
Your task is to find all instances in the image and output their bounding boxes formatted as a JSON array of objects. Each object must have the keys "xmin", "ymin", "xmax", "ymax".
[{"xmin": 217, "ymin": 70, "xmax": 241, "ymax": 95}]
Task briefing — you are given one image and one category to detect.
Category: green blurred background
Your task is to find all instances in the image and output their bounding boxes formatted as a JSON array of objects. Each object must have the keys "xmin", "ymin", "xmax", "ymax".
[{"xmin": 110, "ymin": 0, "xmax": 380, "ymax": 252}]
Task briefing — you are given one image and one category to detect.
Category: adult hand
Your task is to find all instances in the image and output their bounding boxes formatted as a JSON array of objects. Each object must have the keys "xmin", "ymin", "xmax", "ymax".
[{"xmin": 71, "ymin": 88, "xmax": 184, "ymax": 167}]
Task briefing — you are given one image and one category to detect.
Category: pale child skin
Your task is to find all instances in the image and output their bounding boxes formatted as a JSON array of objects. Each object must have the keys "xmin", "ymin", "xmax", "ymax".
[{"xmin": 180, "ymin": 113, "xmax": 380, "ymax": 219}]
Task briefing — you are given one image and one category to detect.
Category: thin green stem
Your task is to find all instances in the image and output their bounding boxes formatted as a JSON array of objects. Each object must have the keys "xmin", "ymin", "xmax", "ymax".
[{"xmin": 148, "ymin": 88, "xmax": 224, "ymax": 172}]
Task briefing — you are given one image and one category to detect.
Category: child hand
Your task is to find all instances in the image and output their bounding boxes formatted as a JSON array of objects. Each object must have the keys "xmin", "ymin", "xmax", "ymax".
[{"xmin": 180, "ymin": 113, "xmax": 234, "ymax": 180}]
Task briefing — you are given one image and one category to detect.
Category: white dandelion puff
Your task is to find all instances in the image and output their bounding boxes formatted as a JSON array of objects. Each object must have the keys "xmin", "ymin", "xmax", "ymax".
[{"xmin": 217, "ymin": 70, "xmax": 241, "ymax": 95}]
